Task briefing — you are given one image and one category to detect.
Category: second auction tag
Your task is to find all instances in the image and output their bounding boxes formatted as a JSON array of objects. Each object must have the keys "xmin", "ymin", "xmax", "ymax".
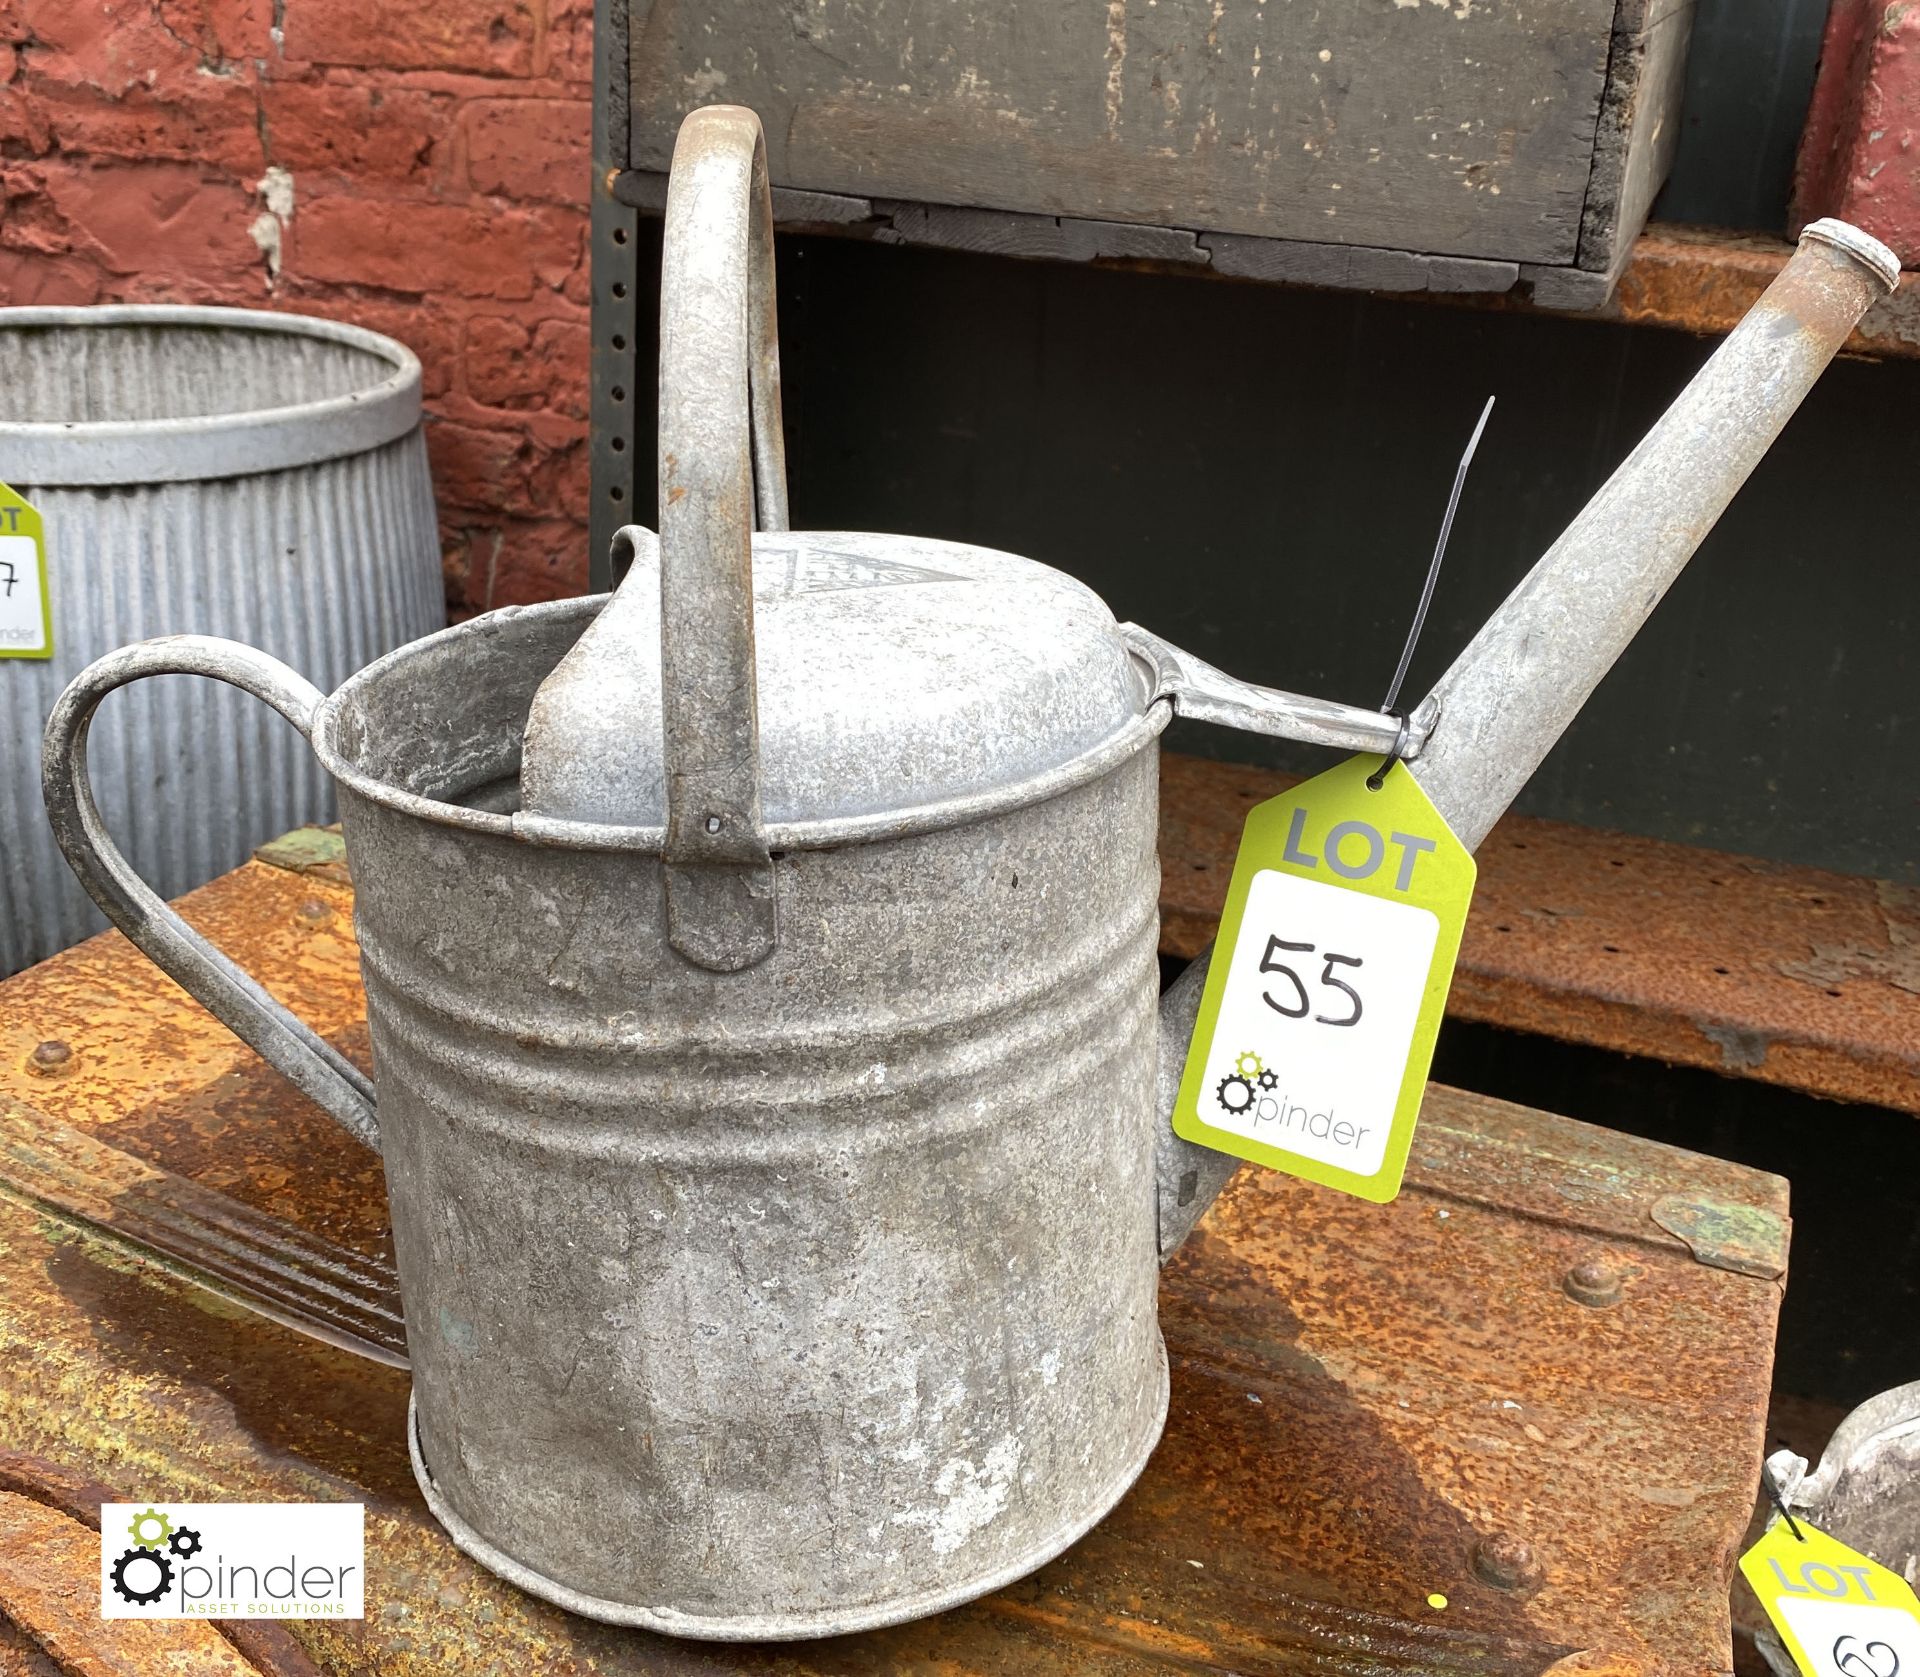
[
  {"xmin": 1172, "ymin": 754, "xmax": 1474, "ymax": 1204},
  {"xmin": 1742, "ymin": 1516, "xmax": 1920, "ymax": 1676},
  {"xmin": 0, "ymin": 482, "xmax": 52, "ymax": 661}
]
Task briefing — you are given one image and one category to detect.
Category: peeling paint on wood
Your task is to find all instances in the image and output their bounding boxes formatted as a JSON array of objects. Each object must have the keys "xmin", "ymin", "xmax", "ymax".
[{"xmin": 625, "ymin": 0, "xmax": 1691, "ymax": 293}]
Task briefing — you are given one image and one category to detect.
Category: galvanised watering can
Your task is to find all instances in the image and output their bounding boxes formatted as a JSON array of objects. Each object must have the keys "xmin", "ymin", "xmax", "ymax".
[{"xmin": 41, "ymin": 105, "xmax": 1896, "ymax": 1640}]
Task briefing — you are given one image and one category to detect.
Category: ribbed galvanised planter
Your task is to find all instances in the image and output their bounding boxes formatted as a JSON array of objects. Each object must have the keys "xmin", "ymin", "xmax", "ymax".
[{"xmin": 0, "ymin": 306, "xmax": 443, "ymax": 976}]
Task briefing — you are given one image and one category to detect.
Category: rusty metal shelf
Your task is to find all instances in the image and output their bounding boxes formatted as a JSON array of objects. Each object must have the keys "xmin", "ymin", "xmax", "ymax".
[
  {"xmin": 1488, "ymin": 223, "xmax": 1920, "ymax": 359},
  {"xmin": 0, "ymin": 837, "xmax": 1786, "ymax": 1673},
  {"xmin": 1161, "ymin": 753, "xmax": 1920, "ymax": 1115}
]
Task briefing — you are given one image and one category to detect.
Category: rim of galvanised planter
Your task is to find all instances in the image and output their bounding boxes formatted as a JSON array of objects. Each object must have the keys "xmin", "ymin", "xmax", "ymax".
[{"xmin": 0, "ymin": 304, "xmax": 422, "ymax": 486}]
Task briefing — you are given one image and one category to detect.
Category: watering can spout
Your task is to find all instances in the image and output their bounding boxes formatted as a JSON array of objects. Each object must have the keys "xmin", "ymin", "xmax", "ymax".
[{"xmin": 1153, "ymin": 217, "xmax": 1900, "ymax": 1258}]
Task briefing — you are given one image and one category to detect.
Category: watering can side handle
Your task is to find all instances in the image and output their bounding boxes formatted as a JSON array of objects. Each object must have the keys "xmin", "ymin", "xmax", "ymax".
[
  {"xmin": 656, "ymin": 103, "xmax": 787, "ymax": 973},
  {"xmin": 40, "ymin": 635, "xmax": 382, "ymax": 1153},
  {"xmin": 1119, "ymin": 624, "xmax": 1440, "ymax": 758}
]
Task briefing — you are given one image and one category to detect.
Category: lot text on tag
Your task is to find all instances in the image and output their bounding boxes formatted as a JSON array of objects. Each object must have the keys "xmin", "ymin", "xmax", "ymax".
[{"xmin": 1172, "ymin": 754, "xmax": 1474, "ymax": 1204}]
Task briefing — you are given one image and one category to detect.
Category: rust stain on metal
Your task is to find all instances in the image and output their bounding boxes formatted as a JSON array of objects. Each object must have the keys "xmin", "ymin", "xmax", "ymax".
[
  {"xmin": 0, "ymin": 839, "xmax": 1790, "ymax": 1673},
  {"xmin": 1775, "ymin": 881, "xmax": 1920, "ymax": 995},
  {"xmin": 1161, "ymin": 753, "xmax": 1920, "ymax": 1114},
  {"xmin": 1418, "ymin": 223, "xmax": 1916, "ymax": 354},
  {"xmin": 0, "ymin": 859, "xmax": 364, "ymax": 1134},
  {"xmin": 1605, "ymin": 225, "xmax": 1920, "ymax": 357},
  {"xmin": 754, "ymin": 201, "xmax": 1920, "ymax": 359},
  {"xmin": 0, "ymin": 1449, "xmax": 124, "ymax": 1526},
  {"xmin": 1470, "ymin": 1534, "xmax": 1543, "ymax": 1594},
  {"xmin": 0, "ymin": 1093, "xmax": 404, "ymax": 1366},
  {"xmin": 1562, "ymin": 1258, "xmax": 1625, "ymax": 1308},
  {"xmin": 1175, "ymin": 220, "xmax": 1920, "ymax": 358},
  {"xmin": 1150, "ymin": 1087, "xmax": 1784, "ymax": 1675},
  {"xmin": 24, "ymin": 1041, "xmax": 72, "ymax": 1078}
]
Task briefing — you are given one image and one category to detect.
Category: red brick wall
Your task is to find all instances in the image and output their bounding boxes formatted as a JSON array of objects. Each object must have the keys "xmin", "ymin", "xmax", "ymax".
[{"xmin": 0, "ymin": 0, "xmax": 596, "ymax": 613}]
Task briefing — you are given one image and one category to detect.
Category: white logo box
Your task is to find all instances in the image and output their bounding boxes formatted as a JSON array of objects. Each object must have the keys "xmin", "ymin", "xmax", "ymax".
[{"xmin": 101, "ymin": 1503, "xmax": 364, "ymax": 1620}]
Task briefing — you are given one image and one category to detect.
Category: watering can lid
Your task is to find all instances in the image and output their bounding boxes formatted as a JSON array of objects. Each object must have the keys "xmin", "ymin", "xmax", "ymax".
[{"xmin": 518, "ymin": 526, "xmax": 1153, "ymax": 832}]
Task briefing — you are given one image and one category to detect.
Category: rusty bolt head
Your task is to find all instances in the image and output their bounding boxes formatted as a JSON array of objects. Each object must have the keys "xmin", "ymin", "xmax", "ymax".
[
  {"xmin": 1470, "ymin": 1533, "xmax": 1542, "ymax": 1592},
  {"xmin": 1564, "ymin": 1257, "xmax": 1623, "ymax": 1308},
  {"xmin": 297, "ymin": 897, "xmax": 331, "ymax": 924},
  {"xmin": 25, "ymin": 1039, "xmax": 73, "ymax": 1077}
]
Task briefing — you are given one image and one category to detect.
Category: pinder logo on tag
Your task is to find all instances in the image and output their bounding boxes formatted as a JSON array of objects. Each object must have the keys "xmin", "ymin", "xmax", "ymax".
[{"xmin": 100, "ymin": 1503, "xmax": 364, "ymax": 1619}]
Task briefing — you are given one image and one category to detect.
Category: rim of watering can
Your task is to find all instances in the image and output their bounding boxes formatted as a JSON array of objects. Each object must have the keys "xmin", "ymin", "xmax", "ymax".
[
  {"xmin": 0, "ymin": 304, "xmax": 422, "ymax": 486},
  {"xmin": 311, "ymin": 595, "xmax": 1173, "ymax": 854}
]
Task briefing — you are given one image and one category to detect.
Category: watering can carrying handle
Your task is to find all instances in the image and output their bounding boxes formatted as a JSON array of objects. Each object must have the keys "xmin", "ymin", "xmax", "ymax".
[
  {"xmin": 40, "ymin": 635, "xmax": 383, "ymax": 1153},
  {"xmin": 656, "ymin": 105, "xmax": 789, "ymax": 972}
]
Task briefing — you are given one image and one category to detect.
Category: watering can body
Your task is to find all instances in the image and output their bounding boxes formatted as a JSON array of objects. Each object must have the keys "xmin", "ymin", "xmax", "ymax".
[
  {"xmin": 43, "ymin": 526, "xmax": 1204, "ymax": 1638},
  {"xmin": 336, "ymin": 543, "xmax": 1179, "ymax": 1635},
  {"xmin": 39, "ymin": 106, "xmax": 1897, "ymax": 1639}
]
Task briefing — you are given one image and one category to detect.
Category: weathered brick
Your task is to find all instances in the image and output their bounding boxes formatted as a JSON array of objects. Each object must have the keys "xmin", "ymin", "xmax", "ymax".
[
  {"xmin": 6, "ymin": 0, "xmax": 604, "ymax": 585},
  {"xmin": 527, "ymin": 436, "xmax": 591, "ymax": 523},
  {"xmin": 545, "ymin": 0, "xmax": 593, "ymax": 85},
  {"xmin": 463, "ymin": 96, "xmax": 588, "ymax": 202},
  {"xmin": 161, "ymin": 0, "xmax": 277, "ymax": 65},
  {"xmin": 0, "ymin": 247, "xmax": 103, "ymax": 303},
  {"xmin": 292, "ymin": 194, "xmax": 580, "ymax": 299},
  {"xmin": 12, "ymin": 2, "xmax": 264, "ymax": 168},
  {"xmin": 446, "ymin": 515, "xmax": 589, "ymax": 612},
  {"xmin": 108, "ymin": 267, "xmax": 260, "ymax": 305},
  {"xmin": 0, "ymin": 87, "xmax": 54, "ymax": 157},
  {"xmin": 464, "ymin": 314, "xmax": 589, "ymax": 416},
  {"xmin": 1, "ymin": 164, "xmax": 75, "ymax": 253},
  {"xmin": 21, "ymin": 0, "xmax": 201, "ymax": 96},
  {"xmin": 37, "ymin": 161, "xmax": 258, "ymax": 280},
  {"xmin": 488, "ymin": 515, "xmax": 591, "ymax": 605},
  {"xmin": 281, "ymin": 0, "xmax": 538, "ymax": 77},
  {"xmin": 441, "ymin": 521, "xmax": 494, "ymax": 612},
  {"xmin": 262, "ymin": 80, "xmax": 456, "ymax": 187},
  {"xmin": 463, "ymin": 315, "xmax": 533, "ymax": 399},
  {"xmin": 427, "ymin": 415, "xmax": 530, "ymax": 512},
  {"xmin": 3, "ymin": 165, "xmax": 70, "ymax": 253},
  {"xmin": 19, "ymin": 76, "xmax": 266, "ymax": 173},
  {"xmin": 559, "ymin": 219, "xmax": 591, "ymax": 306}
]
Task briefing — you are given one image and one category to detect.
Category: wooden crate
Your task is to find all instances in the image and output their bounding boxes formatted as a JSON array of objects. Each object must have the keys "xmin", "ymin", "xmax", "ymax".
[{"xmin": 622, "ymin": 0, "xmax": 1694, "ymax": 306}]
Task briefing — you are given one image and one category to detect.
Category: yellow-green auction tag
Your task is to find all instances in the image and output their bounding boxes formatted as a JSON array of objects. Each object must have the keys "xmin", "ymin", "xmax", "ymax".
[
  {"xmin": 1742, "ymin": 1516, "xmax": 1920, "ymax": 1676},
  {"xmin": 1173, "ymin": 754, "xmax": 1474, "ymax": 1204},
  {"xmin": 0, "ymin": 483, "xmax": 53, "ymax": 660}
]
